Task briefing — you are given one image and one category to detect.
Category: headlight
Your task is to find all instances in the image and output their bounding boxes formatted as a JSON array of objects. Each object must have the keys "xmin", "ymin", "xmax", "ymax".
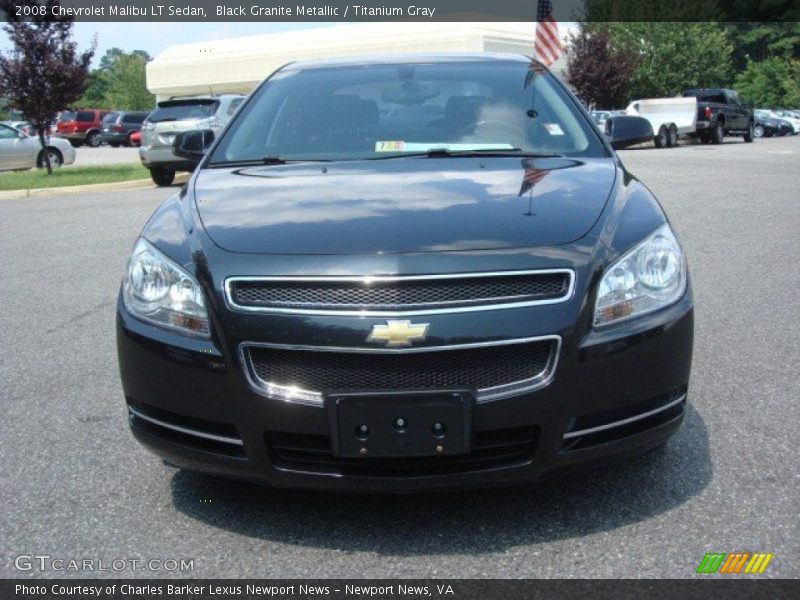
[
  {"xmin": 594, "ymin": 224, "xmax": 687, "ymax": 326},
  {"xmin": 122, "ymin": 238, "xmax": 209, "ymax": 337}
]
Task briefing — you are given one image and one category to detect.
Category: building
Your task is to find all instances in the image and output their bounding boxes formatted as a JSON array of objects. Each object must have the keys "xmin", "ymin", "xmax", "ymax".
[{"xmin": 146, "ymin": 22, "xmax": 568, "ymax": 100}]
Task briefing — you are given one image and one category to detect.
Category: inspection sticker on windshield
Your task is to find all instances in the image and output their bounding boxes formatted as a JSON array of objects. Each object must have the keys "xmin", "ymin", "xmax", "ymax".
[
  {"xmin": 375, "ymin": 141, "xmax": 405, "ymax": 152},
  {"xmin": 544, "ymin": 123, "xmax": 565, "ymax": 136},
  {"xmin": 375, "ymin": 141, "xmax": 517, "ymax": 153}
]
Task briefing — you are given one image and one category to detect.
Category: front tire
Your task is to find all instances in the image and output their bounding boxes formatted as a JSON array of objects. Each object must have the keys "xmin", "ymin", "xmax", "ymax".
[
  {"xmin": 754, "ymin": 124, "xmax": 764, "ymax": 138},
  {"xmin": 744, "ymin": 121, "xmax": 754, "ymax": 143},
  {"xmin": 150, "ymin": 167, "xmax": 175, "ymax": 187},
  {"xmin": 37, "ymin": 148, "xmax": 63, "ymax": 169},
  {"xmin": 69, "ymin": 139, "xmax": 82, "ymax": 148}
]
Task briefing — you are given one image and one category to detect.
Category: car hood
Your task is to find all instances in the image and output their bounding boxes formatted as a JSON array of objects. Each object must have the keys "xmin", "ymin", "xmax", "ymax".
[{"xmin": 194, "ymin": 157, "xmax": 616, "ymax": 255}]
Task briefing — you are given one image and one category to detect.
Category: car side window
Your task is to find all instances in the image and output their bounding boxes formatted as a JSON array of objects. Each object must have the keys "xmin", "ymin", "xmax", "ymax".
[{"xmin": 0, "ymin": 124, "xmax": 19, "ymax": 139}]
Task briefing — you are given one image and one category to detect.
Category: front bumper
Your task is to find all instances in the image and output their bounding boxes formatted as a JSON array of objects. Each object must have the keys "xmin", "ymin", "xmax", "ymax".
[{"xmin": 117, "ymin": 287, "xmax": 693, "ymax": 492}]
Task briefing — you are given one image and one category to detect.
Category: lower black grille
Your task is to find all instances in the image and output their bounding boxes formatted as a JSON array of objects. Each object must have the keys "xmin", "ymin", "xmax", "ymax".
[
  {"xmin": 229, "ymin": 272, "xmax": 571, "ymax": 312},
  {"xmin": 266, "ymin": 427, "xmax": 538, "ymax": 477},
  {"xmin": 247, "ymin": 339, "xmax": 556, "ymax": 400}
]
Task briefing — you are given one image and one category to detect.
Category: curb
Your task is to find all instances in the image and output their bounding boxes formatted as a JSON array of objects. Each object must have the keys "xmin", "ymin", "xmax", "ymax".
[{"xmin": 0, "ymin": 174, "xmax": 188, "ymax": 201}]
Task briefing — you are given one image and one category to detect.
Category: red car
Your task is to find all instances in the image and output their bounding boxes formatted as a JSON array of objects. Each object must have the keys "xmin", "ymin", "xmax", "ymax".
[
  {"xmin": 55, "ymin": 109, "xmax": 110, "ymax": 147},
  {"xmin": 129, "ymin": 130, "xmax": 141, "ymax": 147}
]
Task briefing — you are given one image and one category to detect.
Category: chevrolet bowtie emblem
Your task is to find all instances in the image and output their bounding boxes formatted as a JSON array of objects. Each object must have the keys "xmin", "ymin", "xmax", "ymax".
[{"xmin": 367, "ymin": 320, "xmax": 429, "ymax": 348}]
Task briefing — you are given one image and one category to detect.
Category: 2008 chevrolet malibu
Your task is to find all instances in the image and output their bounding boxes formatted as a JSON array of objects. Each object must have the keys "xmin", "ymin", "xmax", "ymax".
[{"xmin": 117, "ymin": 54, "xmax": 693, "ymax": 492}]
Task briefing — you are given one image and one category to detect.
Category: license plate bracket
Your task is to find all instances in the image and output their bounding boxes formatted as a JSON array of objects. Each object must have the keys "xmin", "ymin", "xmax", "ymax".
[{"xmin": 326, "ymin": 391, "xmax": 473, "ymax": 458}]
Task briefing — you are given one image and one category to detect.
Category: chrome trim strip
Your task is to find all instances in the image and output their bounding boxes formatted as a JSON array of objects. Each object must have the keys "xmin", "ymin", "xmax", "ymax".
[
  {"xmin": 223, "ymin": 269, "xmax": 575, "ymax": 317},
  {"xmin": 562, "ymin": 394, "xmax": 687, "ymax": 440},
  {"xmin": 239, "ymin": 335, "xmax": 561, "ymax": 406},
  {"xmin": 128, "ymin": 407, "xmax": 244, "ymax": 446}
]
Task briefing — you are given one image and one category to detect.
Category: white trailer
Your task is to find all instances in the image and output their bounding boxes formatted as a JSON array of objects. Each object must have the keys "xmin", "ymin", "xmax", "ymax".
[{"xmin": 625, "ymin": 97, "xmax": 697, "ymax": 148}]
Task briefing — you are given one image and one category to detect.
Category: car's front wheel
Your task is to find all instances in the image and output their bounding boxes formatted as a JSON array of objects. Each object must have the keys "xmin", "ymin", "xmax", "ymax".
[
  {"xmin": 754, "ymin": 124, "xmax": 765, "ymax": 138},
  {"xmin": 150, "ymin": 167, "xmax": 175, "ymax": 187},
  {"xmin": 37, "ymin": 148, "xmax": 63, "ymax": 169},
  {"xmin": 744, "ymin": 121, "xmax": 754, "ymax": 143}
]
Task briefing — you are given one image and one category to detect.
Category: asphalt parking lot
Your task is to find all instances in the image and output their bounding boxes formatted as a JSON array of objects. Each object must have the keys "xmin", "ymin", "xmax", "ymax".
[{"xmin": 1, "ymin": 136, "xmax": 798, "ymax": 579}]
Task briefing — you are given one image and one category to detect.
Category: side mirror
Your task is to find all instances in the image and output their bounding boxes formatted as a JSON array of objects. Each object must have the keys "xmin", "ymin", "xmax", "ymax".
[
  {"xmin": 173, "ymin": 129, "xmax": 214, "ymax": 162},
  {"xmin": 605, "ymin": 116, "xmax": 654, "ymax": 150}
]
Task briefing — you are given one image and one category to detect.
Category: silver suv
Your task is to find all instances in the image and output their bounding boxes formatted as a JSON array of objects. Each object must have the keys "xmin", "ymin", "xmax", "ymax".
[{"xmin": 139, "ymin": 94, "xmax": 244, "ymax": 186}]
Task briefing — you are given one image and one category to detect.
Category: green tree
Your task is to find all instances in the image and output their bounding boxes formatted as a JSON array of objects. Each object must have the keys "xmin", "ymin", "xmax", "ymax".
[
  {"xmin": 102, "ymin": 52, "xmax": 154, "ymax": 110},
  {"xmin": 606, "ymin": 23, "xmax": 733, "ymax": 99},
  {"xmin": 726, "ymin": 23, "xmax": 800, "ymax": 70},
  {"xmin": 77, "ymin": 48, "xmax": 153, "ymax": 109},
  {"xmin": 735, "ymin": 57, "xmax": 800, "ymax": 107},
  {"xmin": 78, "ymin": 70, "xmax": 108, "ymax": 107}
]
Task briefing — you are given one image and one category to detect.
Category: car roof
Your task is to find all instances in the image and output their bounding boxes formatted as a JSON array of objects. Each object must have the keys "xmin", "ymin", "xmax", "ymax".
[{"xmin": 282, "ymin": 52, "xmax": 535, "ymax": 71}]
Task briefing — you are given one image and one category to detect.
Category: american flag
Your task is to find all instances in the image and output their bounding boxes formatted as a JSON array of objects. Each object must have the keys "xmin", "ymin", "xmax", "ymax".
[
  {"xmin": 518, "ymin": 165, "xmax": 550, "ymax": 197},
  {"xmin": 534, "ymin": 0, "xmax": 563, "ymax": 67}
]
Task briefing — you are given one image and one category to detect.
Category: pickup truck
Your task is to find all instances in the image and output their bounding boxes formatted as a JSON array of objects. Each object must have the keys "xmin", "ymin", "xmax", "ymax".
[{"xmin": 682, "ymin": 88, "xmax": 754, "ymax": 144}]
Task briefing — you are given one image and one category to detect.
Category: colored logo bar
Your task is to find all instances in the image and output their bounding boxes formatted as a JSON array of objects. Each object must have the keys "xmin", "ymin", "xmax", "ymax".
[{"xmin": 697, "ymin": 552, "xmax": 773, "ymax": 574}]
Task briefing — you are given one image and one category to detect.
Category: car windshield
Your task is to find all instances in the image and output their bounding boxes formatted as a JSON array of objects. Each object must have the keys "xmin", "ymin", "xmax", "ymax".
[
  {"xmin": 209, "ymin": 60, "xmax": 606, "ymax": 164},
  {"xmin": 148, "ymin": 100, "xmax": 220, "ymax": 123}
]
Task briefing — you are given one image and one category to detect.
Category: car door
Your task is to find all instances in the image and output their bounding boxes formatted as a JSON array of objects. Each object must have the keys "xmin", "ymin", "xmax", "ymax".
[
  {"xmin": 727, "ymin": 91, "xmax": 747, "ymax": 130},
  {"xmin": 0, "ymin": 124, "xmax": 32, "ymax": 170}
]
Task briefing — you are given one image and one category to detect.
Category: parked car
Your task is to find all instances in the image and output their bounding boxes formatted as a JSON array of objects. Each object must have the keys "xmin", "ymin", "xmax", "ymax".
[
  {"xmin": 753, "ymin": 110, "xmax": 783, "ymax": 137},
  {"xmin": 98, "ymin": 111, "xmax": 149, "ymax": 147},
  {"xmin": 2, "ymin": 120, "xmax": 34, "ymax": 136},
  {"xmin": 54, "ymin": 109, "xmax": 110, "ymax": 147},
  {"xmin": 118, "ymin": 53, "xmax": 692, "ymax": 492},
  {"xmin": 0, "ymin": 122, "xmax": 75, "ymax": 170},
  {"xmin": 771, "ymin": 109, "xmax": 800, "ymax": 134},
  {"xmin": 682, "ymin": 88, "xmax": 754, "ymax": 144},
  {"xmin": 129, "ymin": 130, "xmax": 141, "ymax": 147},
  {"xmin": 139, "ymin": 94, "xmax": 244, "ymax": 186},
  {"xmin": 757, "ymin": 109, "xmax": 795, "ymax": 135},
  {"xmin": 626, "ymin": 97, "xmax": 697, "ymax": 148},
  {"xmin": 590, "ymin": 111, "xmax": 611, "ymax": 127}
]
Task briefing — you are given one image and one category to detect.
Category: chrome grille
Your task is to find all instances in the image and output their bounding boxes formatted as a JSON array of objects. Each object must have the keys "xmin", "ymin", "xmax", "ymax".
[{"xmin": 226, "ymin": 270, "xmax": 573, "ymax": 316}]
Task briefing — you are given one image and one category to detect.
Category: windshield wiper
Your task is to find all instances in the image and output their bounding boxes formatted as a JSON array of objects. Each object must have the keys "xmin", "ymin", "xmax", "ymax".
[{"xmin": 207, "ymin": 156, "xmax": 332, "ymax": 168}]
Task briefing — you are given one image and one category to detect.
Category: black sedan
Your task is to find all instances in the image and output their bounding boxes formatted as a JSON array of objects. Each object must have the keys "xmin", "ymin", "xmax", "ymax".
[
  {"xmin": 117, "ymin": 54, "xmax": 693, "ymax": 492},
  {"xmin": 754, "ymin": 110, "xmax": 792, "ymax": 137}
]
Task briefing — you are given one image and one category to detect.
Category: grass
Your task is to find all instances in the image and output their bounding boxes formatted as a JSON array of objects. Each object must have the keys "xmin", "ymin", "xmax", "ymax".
[{"xmin": 0, "ymin": 163, "xmax": 149, "ymax": 191}]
